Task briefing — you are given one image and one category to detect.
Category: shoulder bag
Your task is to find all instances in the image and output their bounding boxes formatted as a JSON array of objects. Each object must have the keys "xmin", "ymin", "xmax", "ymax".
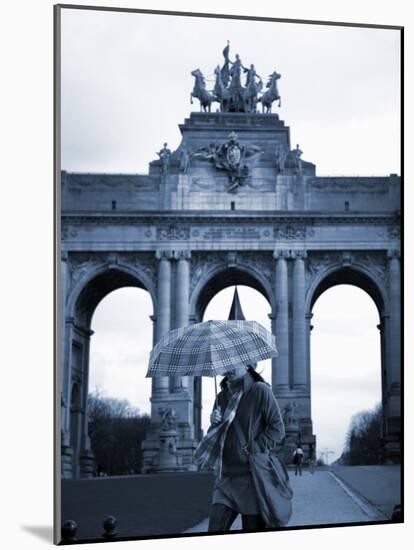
[{"xmin": 233, "ymin": 417, "xmax": 293, "ymax": 527}]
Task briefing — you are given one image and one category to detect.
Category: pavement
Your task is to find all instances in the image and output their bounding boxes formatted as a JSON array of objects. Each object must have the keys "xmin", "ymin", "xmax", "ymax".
[
  {"xmin": 331, "ymin": 465, "xmax": 401, "ymax": 518},
  {"xmin": 184, "ymin": 467, "xmax": 390, "ymax": 533},
  {"xmin": 61, "ymin": 471, "xmax": 216, "ymax": 540},
  {"xmin": 61, "ymin": 465, "xmax": 399, "ymax": 542}
]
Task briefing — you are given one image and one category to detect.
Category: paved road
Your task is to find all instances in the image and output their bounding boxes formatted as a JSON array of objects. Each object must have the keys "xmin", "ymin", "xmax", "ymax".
[
  {"xmin": 61, "ymin": 466, "xmax": 395, "ymax": 541},
  {"xmin": 332, "ymin": 465, "xmax": 401, "ymax": 518},
  {"xmin": 185, "ymin": 469, "xmax": 387, "ymax": 533}
]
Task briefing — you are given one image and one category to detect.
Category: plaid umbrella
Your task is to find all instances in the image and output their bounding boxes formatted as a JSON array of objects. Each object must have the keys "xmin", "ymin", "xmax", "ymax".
[{"xmin": 146, "ymin": 319, "xmax": 278, "ymax": 378}]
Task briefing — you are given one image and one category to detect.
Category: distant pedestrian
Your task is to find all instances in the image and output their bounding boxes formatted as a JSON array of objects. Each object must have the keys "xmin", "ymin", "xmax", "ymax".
[
  {"xmin": 292, "ymin": 446, "xmax": 304, "ymax": 476},
  {"xmin": 307, "ymin": 446, "xmax": 316, "ymax": 474}
]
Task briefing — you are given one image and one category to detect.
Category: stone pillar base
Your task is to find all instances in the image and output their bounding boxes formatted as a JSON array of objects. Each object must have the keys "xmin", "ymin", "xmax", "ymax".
[
  {"xmin": 61, "ymin": 445, "xmax": 73, "ymax": 479},
  {"xmin": 384, "ymin": 437, "xmax": 401, "ymax": 464},
  {"xmin": 79, "ymin": 449, "xmax": 95, "ymax": 478},
  {"xmin": 280, "ymin": 429, "xmax": 300, "ymax": 464},
  {"xmin": 141, "ymin": 431, "xmax": 197, "ymax": 473}
]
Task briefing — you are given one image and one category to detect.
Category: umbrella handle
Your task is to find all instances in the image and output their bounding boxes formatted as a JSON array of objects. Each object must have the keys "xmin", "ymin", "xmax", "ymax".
[{"xmin": 214, "ymin": 376, "xmax": 218, "ymax": 398}]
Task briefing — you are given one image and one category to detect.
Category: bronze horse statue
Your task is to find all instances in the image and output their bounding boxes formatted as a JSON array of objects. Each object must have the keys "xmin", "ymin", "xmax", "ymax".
[
  {"xmin": 190, "ymin": 69, "xmax": 215, "ymax": 113},
  {"xmin": 260, "ymin": 71, "xmax": 281, "ymax": 114}
]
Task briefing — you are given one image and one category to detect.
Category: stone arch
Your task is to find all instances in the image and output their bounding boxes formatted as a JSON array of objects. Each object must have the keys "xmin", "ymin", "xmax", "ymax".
[
  {"xmin": 62, "ymin": 261, "xmax": 156, "ymax": 478},
  {"xmin": 306, "ymin": 262, "xmax": 386, "ymax": 318},
  {"xmin": 67, "ymin": 261, "xmax": 157, "ymax": 327},
  {"xmin": 306, "ymin": 261, "xmax": 388, "ymax": 457},
  {"xmin": 190, "ymin": 263, "xmax": 274, "ymax": 322}
]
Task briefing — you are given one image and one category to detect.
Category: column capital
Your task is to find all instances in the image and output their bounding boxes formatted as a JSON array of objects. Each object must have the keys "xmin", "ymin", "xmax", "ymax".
[
  {"xmin": 387, "ymin": 249, "xmax": 400, "ymax": 260},
  {"xmin": 173, "ymin": 250, "xmax": 191, "ymax": 261},
  {"xmin": 290, "ymin": 250, "xmax": 307, "ymax": 260},
  {"xmin": 273, "ymin": 249, "xmax": 290, "ymax": 260},
  {"xmin": 155, "ymin": 249, "xmax": 173, "ymax": 260}
]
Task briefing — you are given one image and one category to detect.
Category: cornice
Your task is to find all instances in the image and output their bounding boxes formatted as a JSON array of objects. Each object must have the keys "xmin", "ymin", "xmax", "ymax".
[{"xmin": 61, "ymin": 211, "xmax": 400, "ymax": 226}]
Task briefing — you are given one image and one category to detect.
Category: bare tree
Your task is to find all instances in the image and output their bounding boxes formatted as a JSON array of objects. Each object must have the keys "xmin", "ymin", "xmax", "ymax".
[
  {"xmin": 339, "ymin": 403, "xmax": 383, "ymax": 465},
  {"xmin": 88, "ymin": 389, "xmax": 150, "ymax": 476}
]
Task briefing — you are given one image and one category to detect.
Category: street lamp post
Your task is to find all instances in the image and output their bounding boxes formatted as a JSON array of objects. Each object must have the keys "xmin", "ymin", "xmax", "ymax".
[{"xmin": 319, "ymin": 448, "xmax": 335, "ymax": 467}]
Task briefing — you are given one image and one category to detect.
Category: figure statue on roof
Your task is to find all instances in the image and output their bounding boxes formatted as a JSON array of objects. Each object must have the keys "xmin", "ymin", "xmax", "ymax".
[
  {"xmin": 220, "ymin": 40, "xmax": 231, "ymax": 87},
  {"xmin": 156, "ymin": 143, "xmax": 172, "ymax": 175},
  {"xmin": 179, "ymin": 147, "xmax": 191, "ymax": 174},
  {"xmin": 275, "ymin": 142, "xmax": 288, "ymax": 172}
]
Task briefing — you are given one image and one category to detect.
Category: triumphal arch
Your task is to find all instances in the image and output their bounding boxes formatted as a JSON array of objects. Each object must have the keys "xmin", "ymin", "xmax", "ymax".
[{"xmin": 60, "ymin": 46, "xmax": 401, "ymax": 478}]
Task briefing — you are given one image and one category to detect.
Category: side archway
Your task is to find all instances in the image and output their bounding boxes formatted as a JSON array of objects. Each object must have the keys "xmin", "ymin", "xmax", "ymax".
[
  {"xmin": 306, "ymin": 264, "xmax": 386, "ymax": 317},
  {"xmin": 306, "ymin": 263, "xmax": 390, "ymax": 462},
  {"xmin": 61, "ymin": 262, "xmax": 156, "ymax": 478}
]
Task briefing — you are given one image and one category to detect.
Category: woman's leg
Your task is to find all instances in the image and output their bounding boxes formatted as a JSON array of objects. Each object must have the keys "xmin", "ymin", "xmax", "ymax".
[
  {"xmin": 208, "ymin": 504, "xmax": 238, "ymax": 532},
  {"xmin": 241, "ymin": 514, "xmax": 267, "ymax": 531}
]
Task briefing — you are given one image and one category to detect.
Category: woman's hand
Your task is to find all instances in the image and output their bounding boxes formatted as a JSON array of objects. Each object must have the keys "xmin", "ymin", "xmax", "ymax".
[{"xmin": 210, "ymin": 407, "xmax": 223, "ymax": 426}]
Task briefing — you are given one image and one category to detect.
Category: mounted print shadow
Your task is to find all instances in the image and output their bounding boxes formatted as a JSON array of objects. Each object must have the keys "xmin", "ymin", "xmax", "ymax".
[{"xmin": 55, "ymin": 4, "xmax": 403, "ymax": 545}]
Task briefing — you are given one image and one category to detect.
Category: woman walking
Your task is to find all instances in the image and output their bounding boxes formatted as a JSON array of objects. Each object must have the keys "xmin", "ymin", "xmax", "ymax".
[{"xmin": 195, "ymin": 364, "xmax": 285, "ymax": 532}]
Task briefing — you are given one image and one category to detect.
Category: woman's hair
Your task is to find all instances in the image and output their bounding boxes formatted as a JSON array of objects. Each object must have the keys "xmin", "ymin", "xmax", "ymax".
[
  {"xmin": 247, "ymin": 365, "xmax": 268, "ymax": 384},
  {"xmin": 220, "ymin": 365, "xmax": 269, "ymax": 389}
]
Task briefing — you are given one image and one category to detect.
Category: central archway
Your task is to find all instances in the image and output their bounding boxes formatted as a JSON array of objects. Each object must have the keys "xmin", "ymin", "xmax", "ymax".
[
  {"xmin": 190, "ymin": 266, "xmax": 274, "ymax": 441},
  {"xmin": 191, "ymin": 265, "xmax": 273, "ymax": 323}
]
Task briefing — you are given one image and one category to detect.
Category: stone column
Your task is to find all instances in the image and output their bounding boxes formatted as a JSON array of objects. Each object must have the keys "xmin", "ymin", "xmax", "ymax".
[
  {"xmin": 385, "ymin": 249, "xmax": 401, "ymax": 461},
  {"xmin": 387, "ymin": 250, "xmax": 401, "ymax": 392},
  {"xmin": 377, "ymin": 318, "xmax": 388, "ymax": 441},
  {"xmin": 61, "ymin": 311, "xmax": 75, "ymax": 477},
  {"xmin": 60, "ymin": 252, "xmax": 69, "ymax": 443},
  {"xmin": 172, "ymin": 251, "xmax": 191, "ymax": 392},
  {"xmin": 63, "ymin": 319, "xmax": 75, "ymax": 437},
  {"xmin": 273, "ymin": 250, "xmax": 290, "ymax": 392},
  {"xmin": 305, "ymin": 312, "xmax": 313, "ymax": 394},
  {"xmin": 153, "ymin": 250, "xmax": 172, "ymax": 395},
  {"xmin": 292, "ymin": 250, "xmax": 307, "ymax": 390},
  {"xmin": 80, "ymin": 328, "xmax": 95, "ymax": 477}
]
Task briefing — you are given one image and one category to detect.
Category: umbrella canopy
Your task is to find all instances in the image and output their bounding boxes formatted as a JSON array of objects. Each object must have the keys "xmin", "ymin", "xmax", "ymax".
[{"xmin": 146, "ymin": 319, "xmax": 278, "ymax": 378}]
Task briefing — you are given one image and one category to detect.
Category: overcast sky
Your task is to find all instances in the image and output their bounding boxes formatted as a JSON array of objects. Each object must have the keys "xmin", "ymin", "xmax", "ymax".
[
  {"xmin": 61, "ymin": 8, "xmax": 398, "ymax": 462},
  {"xmin": 61, "ymin": 8, "xmax": 400, "ymax": 176}
]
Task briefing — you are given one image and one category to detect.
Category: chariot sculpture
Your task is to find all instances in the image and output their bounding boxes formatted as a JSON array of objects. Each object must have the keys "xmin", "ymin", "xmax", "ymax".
[{"xmin": 190, "ymin": 41, "xmax": 281, "ymax": 113}]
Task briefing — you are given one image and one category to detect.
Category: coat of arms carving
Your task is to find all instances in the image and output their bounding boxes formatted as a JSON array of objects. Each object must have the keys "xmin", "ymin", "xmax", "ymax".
[{"xmin": 193, "ymin": 131, "xmax": 263, "ymax": 192}]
